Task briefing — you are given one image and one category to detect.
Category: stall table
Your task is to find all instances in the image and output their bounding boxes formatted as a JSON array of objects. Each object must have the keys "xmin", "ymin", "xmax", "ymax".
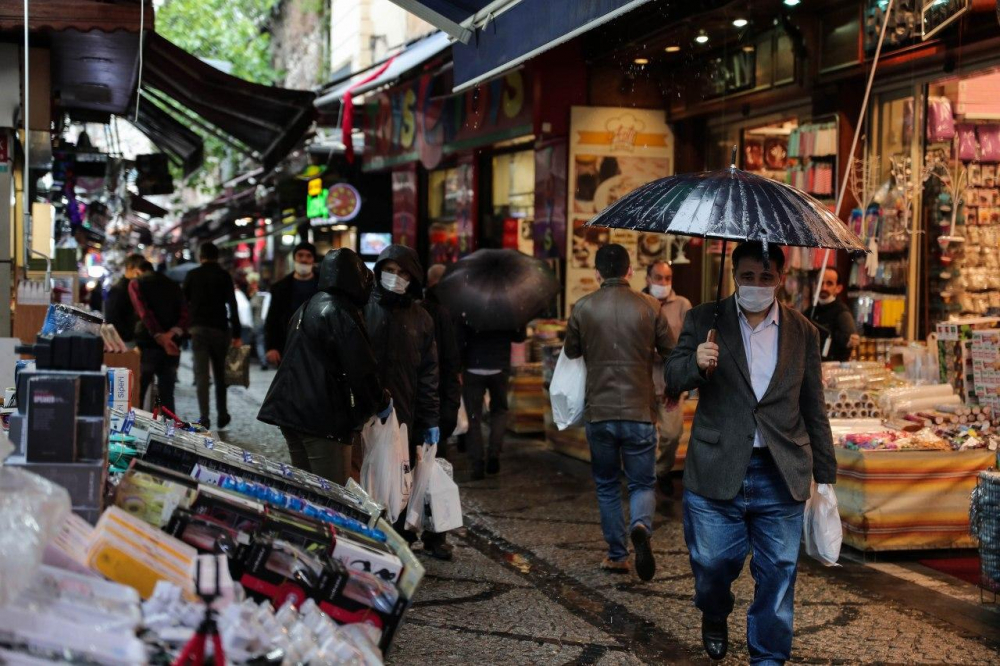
[
  {"xmin": 835, "ymin": 448, "xmax": 997, "ymax": 552},
  {"xmin": 507, "ymin": 364, "xmax": 545, "ymax": 434}
]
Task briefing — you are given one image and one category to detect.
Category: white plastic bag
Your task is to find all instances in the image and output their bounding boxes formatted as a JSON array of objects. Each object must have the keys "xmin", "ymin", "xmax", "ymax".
[
  {"xmin": 549, "ymin": 349, "xmax": 586, "ymax": 430},
  {"xmin": 803, "ymin": 482, "xmax": 842, "ymax": 566},
  {"xmin": 360, "ymin": 410, "xmax": 411, "ymax": 523},
  {"xmin": 453, "ymin": 398, "xmax": 469, "ymax": 436},
  {"xmin": 405, "ymin": 444, "xmax": 463, "ymax": 534},
  {"xmin": 405, "ymin": 443, "xmax": 436, "ymax": 533}
]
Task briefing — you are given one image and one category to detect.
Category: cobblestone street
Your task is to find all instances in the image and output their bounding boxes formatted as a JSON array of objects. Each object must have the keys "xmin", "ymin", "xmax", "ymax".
[{"xmin": 174, "ymin": 355, "xmax": 1000, "ymax": 664}]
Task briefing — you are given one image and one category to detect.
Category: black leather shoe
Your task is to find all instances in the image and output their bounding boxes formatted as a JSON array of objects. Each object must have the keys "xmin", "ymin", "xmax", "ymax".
[
  {"xmin": 701, "ymin": 615, "xmax": 728, "ymax": 661},
  {"xmin": 486, "ymin": 457, "xmax": 500, "ymax": 474},
  {"xmin": 217, "ymin": 413, "xmax": 232, "ymax": 430},
  {"xmin": 630, "ymin": 524, "xmax": 656, "ymax": 581}
]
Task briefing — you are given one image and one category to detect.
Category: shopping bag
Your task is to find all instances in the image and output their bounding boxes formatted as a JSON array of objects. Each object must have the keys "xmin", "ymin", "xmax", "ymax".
[
  {"xmin": 360, "ymin": 411, "xmax": 411, "ymax": 523},
  {"xmin": 426, "ymin": 461, "xmax": 462, "ymax": 532},
  {"xmin": 549, "ymin": 349, "xmax": 586, "ymax": 430},
  {"xmin": 802, "ymin": 482, "xmax": 842, "ymax": 566},
  {"xmin": 224, "ymin": 345, "xmax": 251, "ymax": 388},
  {"xmin": 453, "ymin": 398, "xmax": 469, "ymax": 436},
  {"xmin": 405, "ymin": 443, "xmax": 436, "ymax": 533}
]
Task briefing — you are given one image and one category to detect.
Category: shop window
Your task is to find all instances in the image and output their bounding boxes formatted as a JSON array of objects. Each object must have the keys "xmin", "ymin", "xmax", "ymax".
[
  {"xmin": 820, "ymin": 5, "xmax": 862, "ymax": 73},
  {"xmin": 489, "ymin": 150, "xmax": 535, "ymax": 255},
  {"xmin": 427, "ymin": 162, "xmax": 475, "ymax": 264}
]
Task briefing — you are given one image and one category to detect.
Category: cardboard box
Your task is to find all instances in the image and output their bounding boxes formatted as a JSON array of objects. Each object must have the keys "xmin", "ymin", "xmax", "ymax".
[
  {"xmin": 8, "ymin": 412, "xmax": 25, "ymax": 456},
  {"xmin": 333, "ymin": 534, "xmax": 404, "ymax": 584},
  {"xmin": 5, "ymin": 458, "xmax": 106, "ymax": 508},
  {"xmin": 107, "ymin": 368, "xmax": 133, "ymax": 412},
  {"xmin": 18, "ymin": 369, "xmax": 107, "ymax": 418},
  {"xmin": 26, "ymin": 375, "xmax": 79, "ymax": 463},
  {"xmin": 77, "ymin": 416, "xmax": 107, "ymax": 461}
]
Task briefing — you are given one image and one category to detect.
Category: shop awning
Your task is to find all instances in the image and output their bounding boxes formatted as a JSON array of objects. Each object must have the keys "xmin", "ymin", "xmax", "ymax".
[
  {"xmin": 384, "ymin": 1, "xmax": 520, "ymax": 43},
  {"xmin": 451, "ymin": 0, "xmax": 652, "ymax": 92},
  {"xmin": 141, "ymin": 33, "xmax": 316, "ymax": 170},
  {"xmin": 130, "ymin": 194, "xmax": 168, "ymax": 219},
  {"xmin": 314, "ymin": 31, "xmax": 451, "ymax": 110},
  {"xmin": 131, "ymin": 99, "xmax": 204, "ymax": 176}
]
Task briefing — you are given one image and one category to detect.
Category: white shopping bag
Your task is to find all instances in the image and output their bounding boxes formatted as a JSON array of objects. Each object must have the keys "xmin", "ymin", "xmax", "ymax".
[
  {"xmin": 803, "ymin": 482, "xmax": 842, "ymax": 566},
  {"xmin": 361, "ymin": 410, "xmax": 411, "ymax": 523},
  {"xmin": 549, "ymin": 349, "xmax": 586, "ymax": 430},
  {"xmin": 405, "ymin": 443, "xmax": 436, "ymax": 533},
  {"xmin": 453, "ymin": 398, "xmax": 469, "ymax": 436},
  {"xmin": 426, "ymin": 462, "xmax": 462, "ymax": 532}
]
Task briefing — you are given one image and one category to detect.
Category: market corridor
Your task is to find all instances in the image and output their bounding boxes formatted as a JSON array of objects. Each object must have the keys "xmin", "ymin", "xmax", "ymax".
[{"xmin": 174, "ymin": 359, "xmax": 1000, "ymax": 664}]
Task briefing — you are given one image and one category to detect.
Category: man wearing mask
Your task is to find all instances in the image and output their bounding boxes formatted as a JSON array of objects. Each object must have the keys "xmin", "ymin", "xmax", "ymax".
[
  {"xmin": 129, "ymin": 261, "xmax": 189, "ymax": 412},
  {"xmin": 809, "ymin": 267, "xmax": 859, "ymax": 362},
  {"xmin": 265, "ymin": 242, "xmax": 319, "ymax": 366},
  {"xmin": 642, "ymin": 260, "xmax": 692, "ymax": 495},
  {"xmin": 665, "ymin": 242, "xmax": 836, "ymax": 664},
  {"xmin": 258, "ymin": 249, "xmax": 391, "ymax": 485},
  {"xmin": 106, "ymin": 253, "xmax": 146, "ymax": 348},
  {"xmin": 564, "ymin": 244, "xmax": 673, "ymax": 581},
  {"xmin": 183, "ymin": 243, "xmax": 242, "ymax": 430},
  {"xmin": 365, "ymin": 246, "xmax": 446, "ymax": 559}
]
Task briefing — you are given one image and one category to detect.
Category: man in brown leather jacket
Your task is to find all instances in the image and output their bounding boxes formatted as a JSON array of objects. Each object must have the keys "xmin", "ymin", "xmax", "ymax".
[{"xmin": 563, "ymin": 244, "xmax": 673, "ymax": 581}]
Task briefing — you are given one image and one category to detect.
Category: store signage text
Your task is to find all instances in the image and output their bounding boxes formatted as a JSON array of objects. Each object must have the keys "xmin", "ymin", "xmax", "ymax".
[
  {"xmin": 365, "ymin": 70, "xmax": 532, "ymax": 170},
  {"xmin": 306, "ymin": 177, "xmax": 328, "ymax": 219}
]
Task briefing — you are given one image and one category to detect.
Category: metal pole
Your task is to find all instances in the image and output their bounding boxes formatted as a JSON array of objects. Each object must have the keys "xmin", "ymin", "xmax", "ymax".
[
  {"xmin": 22, "ymin": 0, "xmax": 29, "ymax": 276},
  {"xmin": 810, "ymin": 0, "xmax": 895, "ymax": 319}
]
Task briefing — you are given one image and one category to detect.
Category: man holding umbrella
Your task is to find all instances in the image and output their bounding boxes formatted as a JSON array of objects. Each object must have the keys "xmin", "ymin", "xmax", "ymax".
[{"xmin": 665, "ymin": 241, "xmax": 837, "ymax": 663}]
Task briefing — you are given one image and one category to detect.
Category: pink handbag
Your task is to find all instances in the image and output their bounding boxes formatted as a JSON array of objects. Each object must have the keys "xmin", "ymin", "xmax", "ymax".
[
  {"xmin": 977, "ymin": 125, "xmax": 1000, "ymax": 162},
  {"xmin": 957, "ymin": 124, "xmax": 978, "ymax": 162},
  {"xmin": 926, "ymin": 97, "xmax": 956, "ymax": 143}
]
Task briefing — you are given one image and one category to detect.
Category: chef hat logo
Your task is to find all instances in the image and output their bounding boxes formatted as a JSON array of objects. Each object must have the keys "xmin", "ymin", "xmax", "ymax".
[{"xmin": 606, "ymin": 114, "xmax": 646, "ymax": 152}]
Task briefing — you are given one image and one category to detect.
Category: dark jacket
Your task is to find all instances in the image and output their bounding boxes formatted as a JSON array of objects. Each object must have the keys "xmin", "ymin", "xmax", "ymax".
[
  {"xmin": 265, "ymin": 270, "xmax": 319, "ymax": 355},
  {"xmin": 810, "ymin": 299, "xmax": 856, "ymax": 362},
  {"xmin": 364, "ymin": 245, "xmax": 439, "ymax": 436},
  {"xmin": 664, "ymin": 296, "xmax": 837, "ymax": 502},
  {"xmin": 563, "ymin": 278, "xmax": 672, "ymax": 424},
  {"xmin": 457, "ymin": 326, "xmax": 527, "ymax": 371},
  {"xmin": 182, "ymin": 262, "xmax": 240, "ymax": 337},
  {"xmin": 129, "ymin": 271, "xmax": 189, "ymax": 349},
  {"xmin": 422, "ymin": 286, "xmax": 461, "ymax": 436},
  {"xmin": 106, "ymin": 277, "xmax": 138, "ymax": 343},
  {"xmin": 257, "ymin": 249, "xmax": 387, "ymax": 440}
]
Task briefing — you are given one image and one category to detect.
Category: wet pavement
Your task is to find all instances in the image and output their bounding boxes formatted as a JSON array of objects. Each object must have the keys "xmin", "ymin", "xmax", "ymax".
[{"xmin": 173, "ymin": 354, "xmax": 1000, "ymax": 664}]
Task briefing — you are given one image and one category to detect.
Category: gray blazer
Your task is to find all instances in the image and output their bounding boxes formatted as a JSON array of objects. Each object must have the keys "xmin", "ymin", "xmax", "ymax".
[{"xmin": 665, "ymin": 295, "xmax": 837, "ymax": 502}]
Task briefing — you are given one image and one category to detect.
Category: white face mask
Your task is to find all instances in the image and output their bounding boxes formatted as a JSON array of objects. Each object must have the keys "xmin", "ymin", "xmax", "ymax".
[
  {"xmin": 736, "ymin": 284, "xmax": 776, "ymax": 314},
  {"xmin": 649, "ymin": 284, "xmax": 672, "ymax": 300},
  {"xmin": 293, "ymin": 261, "xmax": 313, "ymax": 277},
  {"xmin": 818, "ymin": 294, "xmax": 837, "ymax": 305},
  {"xmin": 381, "ymin": 272, "xmax": 410, "ymax": 295}
]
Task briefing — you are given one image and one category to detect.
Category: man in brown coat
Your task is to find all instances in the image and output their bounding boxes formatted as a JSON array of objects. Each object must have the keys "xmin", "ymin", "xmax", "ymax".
[{"xmin": 563, "ymin": 244, "xmax": 673, "ymax": 581}]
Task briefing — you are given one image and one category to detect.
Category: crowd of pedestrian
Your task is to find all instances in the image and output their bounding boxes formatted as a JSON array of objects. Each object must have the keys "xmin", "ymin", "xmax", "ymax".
[{"xmin": 101, "ymin": 235, "xmax": 853, "ymax": 664}]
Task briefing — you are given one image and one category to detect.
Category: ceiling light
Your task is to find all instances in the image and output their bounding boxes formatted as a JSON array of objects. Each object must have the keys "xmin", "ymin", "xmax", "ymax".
[
  {"xmin": 633, "ymin": 57, "xmax": 649, "ymax": 65},
  {"xmin": 732, "ymin": 18, "xmax": 748, "ymax": 28},
  {"xmin": 665, "ymin": 45, "xmax": 681, "ymax": 53},
  {"xmin": 695, "ymin": 31, "xmax": 709, "ymax": 44},
  {"xmin": 743, "ymin": 44, "xmax": 756, "ymax": 52},
  {"xmin": 783, "ymin": 0, "xmax": 801, "ymax": 6}
]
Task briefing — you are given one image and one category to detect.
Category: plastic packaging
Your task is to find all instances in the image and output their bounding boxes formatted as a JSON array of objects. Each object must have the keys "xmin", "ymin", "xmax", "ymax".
[
  {"xmin": 361, "ymin": 410, "xmax": 411, "ymax": 523},
  {"xmin": 803, "ymin": 483, "xmax": 843, "ymax": 566},
  {"xmin": 453, "ymin": 398, "xmax": 469, "ymax": 436},
  {"xmin": 0, "ymin": 466, "xmax": 71, "ymax": 606},
  {"xmin": 549, "ymin": 349, "xmax": 586, "ymax": 430},
  {"xmin": 38, "ymin": 303, "xmax": 103, "ymax": 337}
]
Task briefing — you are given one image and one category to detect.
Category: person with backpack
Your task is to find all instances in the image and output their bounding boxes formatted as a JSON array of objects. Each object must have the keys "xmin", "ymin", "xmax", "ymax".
[{"xmin": 257, "ymin": 248, "xmax": 391, "ymax": 485}]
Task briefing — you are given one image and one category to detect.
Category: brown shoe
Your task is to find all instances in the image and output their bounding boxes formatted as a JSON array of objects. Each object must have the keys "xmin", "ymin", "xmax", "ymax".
[{"xmin": 600, "ymin": 557, "xmax": 631, "ymax": 574}]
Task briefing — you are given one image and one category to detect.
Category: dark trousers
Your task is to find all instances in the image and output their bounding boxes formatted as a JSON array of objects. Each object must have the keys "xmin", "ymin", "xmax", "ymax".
[
  {"xmin": 463, "ymin": 370, "xmax": 509, "ymax": 466},
  {"xmin": 139, "ymin": 345, "xmax": 180, "ymax": 413},
  {"xmin": 281, "ymin": 427, "xmax": 354, "ymax": 486},
  {"xmin": 191, "ymin": 326, "xmax": 230, "ymax": 421}
]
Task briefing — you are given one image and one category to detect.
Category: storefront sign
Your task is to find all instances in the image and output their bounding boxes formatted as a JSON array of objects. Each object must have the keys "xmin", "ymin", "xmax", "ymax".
[
  {"xmin": 533, "ymin": 140, "xmax": 567, "ymax": 260},
  {"xmin": 326, "ymin": 183, "xmax": 361, "ymax": 222},
  {"xmin": 306, "ymin": 178, "xmax": 328, "ymax": 219},
  {"xmin": 565, "ymin": 107, "xmax": 674, "ymax": 310},
  {"xmin": 922, "ymin": 0, "xmax": 969, "ymax": 39},
  {"xmin": 364, "ymin": 70, "xmax": 533, "ymax": 171},
  {"xmin": 391, "ymin": 166, "xmax": 418, "ymax": 247}
]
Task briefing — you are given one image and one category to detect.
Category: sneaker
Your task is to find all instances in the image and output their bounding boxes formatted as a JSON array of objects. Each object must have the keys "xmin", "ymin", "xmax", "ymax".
[
  {"xmin": 218, "ymin": 413, "xmax": 232, "ymax": 430},
  {"xmin": 631, "ymin": 524, "xmax": 656, "ymax": 581},
  {"xmin": 600, "ymin": 557, "xmax": 631, "ymax": 574},
  {"xmin": 486, "ymin": 457, "xmax": 500, "ymax": 475}
]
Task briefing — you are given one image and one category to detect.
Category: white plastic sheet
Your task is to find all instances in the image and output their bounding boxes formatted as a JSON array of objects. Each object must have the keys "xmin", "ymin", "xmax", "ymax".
[
  {"xmin": 360, "ymin": 410, "xmax": 411, "ymax": 523},
  {"xmin": 549, "ymin": 349, "xmax": 586, "ymax": 430},
  {"xmin": 803, "ymin": 482, "xmax": 843, "ymax": 566}
]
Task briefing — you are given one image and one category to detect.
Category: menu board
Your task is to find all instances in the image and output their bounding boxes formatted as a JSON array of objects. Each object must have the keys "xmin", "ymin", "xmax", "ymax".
[{"xmin": 565, "ymin": 107, "xmax": 674, "ymax": 310}]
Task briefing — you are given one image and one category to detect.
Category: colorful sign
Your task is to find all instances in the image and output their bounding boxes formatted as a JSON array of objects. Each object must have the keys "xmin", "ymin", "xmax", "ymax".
[
  {"xmin": 326, "ymin": 183, "xmax": 361, "ymax": 221},
  {"xmin": 565, "ymin": 107, "xmax": 674, "ymax": 310},
  {"xmin": 364, "ymin": 70, "xmax": 533, "ymax": 171},
  {"xmin": 391, "ymin": 166, "xmax": 418, "ymax": 247},
  {"xmin": 306, "ymin": 178, "xmax": 328, "ymax": 219}
]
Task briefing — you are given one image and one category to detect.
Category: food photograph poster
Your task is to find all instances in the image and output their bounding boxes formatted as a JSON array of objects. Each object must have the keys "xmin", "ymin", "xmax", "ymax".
[{"xmin": 566, "ymin": 106, "xmax": 675, "ymax": 309}]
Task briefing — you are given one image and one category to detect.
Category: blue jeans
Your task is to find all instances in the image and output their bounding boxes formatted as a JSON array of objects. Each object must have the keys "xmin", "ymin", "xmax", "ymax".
[
  {"xmin": 683, "ymin": 450, "xmax": 805, "ymax": 665},
  {"xmin": 585, "ymin": 420, "xmax": 657, "ymax": 561}
]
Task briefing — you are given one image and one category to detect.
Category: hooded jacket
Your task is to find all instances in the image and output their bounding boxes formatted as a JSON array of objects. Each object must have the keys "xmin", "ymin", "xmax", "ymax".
[
  {"xmin": 257, "ymin": 249, "xmax": 387, "ymax": 440},
  {"xmin": 364, "ymin": 245, "xmax": 439, "ymax": 437}
]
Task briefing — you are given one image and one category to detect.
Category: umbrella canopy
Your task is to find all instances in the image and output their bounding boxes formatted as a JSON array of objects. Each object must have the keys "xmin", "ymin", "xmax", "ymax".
[
  {"xmin": 165, "ymin": 262, "xmax": 199, "ymax": 283},
  {"xmin": 437, "ymin": 249, "xmax": 559, "ymax": 331},
  {"xmin": 585, "ymin": 166, "xmax": 867, "ymax": 253}
]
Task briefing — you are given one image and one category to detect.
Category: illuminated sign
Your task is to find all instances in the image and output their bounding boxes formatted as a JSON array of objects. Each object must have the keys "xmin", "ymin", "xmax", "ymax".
[{"xmin": 306, "ymin": 177, "xmax": 328, "ymax": 219}]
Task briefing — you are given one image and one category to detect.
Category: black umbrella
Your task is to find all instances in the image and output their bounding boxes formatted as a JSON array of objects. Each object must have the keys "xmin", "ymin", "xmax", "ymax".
[
  {"xmin": 437, "ymin": 249, "xmax": 559, "ymax": 331},
  {"xmin": 586, "ymin": 148, "xmax": 866, "ymax": 375}
]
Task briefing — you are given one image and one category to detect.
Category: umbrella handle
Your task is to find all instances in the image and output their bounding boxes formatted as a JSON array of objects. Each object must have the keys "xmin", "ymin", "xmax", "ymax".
[{"xmin": 705, "ymin": 329, "xmax": 717, "ymax": 378}]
